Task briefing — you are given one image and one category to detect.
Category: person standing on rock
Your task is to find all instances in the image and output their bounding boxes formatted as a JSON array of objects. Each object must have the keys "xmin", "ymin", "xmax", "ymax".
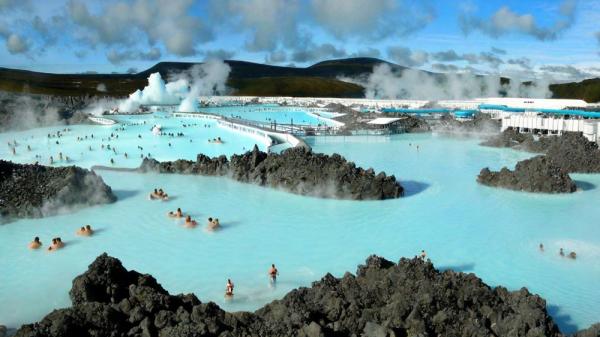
[{"xmin": 420, "ymin": 250, "xmax": 427, "ymax": 260}]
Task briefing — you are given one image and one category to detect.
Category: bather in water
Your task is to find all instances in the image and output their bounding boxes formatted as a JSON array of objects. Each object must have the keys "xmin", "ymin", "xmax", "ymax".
[
  {"xmin": 168, "ymin": 208, "xmax": 183, "ymax": 218},
  {"xmin": 207, "ymin": 217, "xmax": 220, "ymax": 231},
  {"xmin": 225, "ymin": 279, "xmax": 234, "ymax": 298},
  {"xmin": 269, "ymin": 264, "xmax": 278, "ymax": 284},
  {"xmin": 28, "ymin": 237, "xmax": 42, "ymax": 249},
  {"xmin": 184, "ymin": 215, "xmax": 197, "ymax": 228}
]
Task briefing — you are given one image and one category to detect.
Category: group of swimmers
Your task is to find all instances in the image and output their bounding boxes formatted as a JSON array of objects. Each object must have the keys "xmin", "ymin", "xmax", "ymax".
[
  {"xmin": 28, "ymin": 225, "xmax": 95, "ymax": 252},
  {"xmin": 149, "ymin": 188, "xmax": 169, "ymax": 201},
  {"xmin": 208, "ymin": 137, "xmax": 224, "ymax": 144},
  {"xmin": 539, "ymin": 243, "xmax": 577, "ymax": 259},
  {"xmin": 166, "ymin": 207, "xmax": 220, "ymax": 231},
  {"xmin": 225, "ymin": 264, "xmax": 279, "ymax": 298}
]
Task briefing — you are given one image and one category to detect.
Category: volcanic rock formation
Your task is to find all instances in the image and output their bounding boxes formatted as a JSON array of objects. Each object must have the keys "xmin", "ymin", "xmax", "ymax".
[
  {"xmin": 477, "ymin": 156, "xmax": 577, "ymax": 193},
  {"xmin": 0, "ymin": 161, "xmax": 116, "ymax": 221},
  {"xmin": 138, "ymin": 145, "xmax": 404, "ymax": 200},
  {"xmin": 478, "ymin": 131, "xmax": 600, "ymax": 192},
  {"xmin": 15, "ymin": 253, "xmax": 569, "ymax": 337}
]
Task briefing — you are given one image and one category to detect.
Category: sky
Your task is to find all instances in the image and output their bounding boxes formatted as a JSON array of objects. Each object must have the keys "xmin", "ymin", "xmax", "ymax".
[{"xmin": 0, "ymin": 0, "xmax": 598, "ymax": 82}]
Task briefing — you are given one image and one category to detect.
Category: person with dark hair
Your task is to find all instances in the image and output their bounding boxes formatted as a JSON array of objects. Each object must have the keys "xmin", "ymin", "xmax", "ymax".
[
  {"xmin": 225, "ymin": 279, "xmax": 234, "ymax": 297},
  {"xmin": 168, "ymin": 208, "xmax": 183, "ymax": 218},
  {"xmin": 184, "ymin": 215, "xmax": 197, "ymax": 228},
  {"xmin": 28, "ymin": 237, "xmax": 42, "ymax": 249},
  {"xmin": 269, "ymin": 264, "xmax": 278, "ymax": 284}
]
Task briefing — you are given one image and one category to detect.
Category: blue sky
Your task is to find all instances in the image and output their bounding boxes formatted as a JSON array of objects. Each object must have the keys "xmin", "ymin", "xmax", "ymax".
[{"xmin": 0, "ymin": 0, "xmax": 598, "ymax": 82}]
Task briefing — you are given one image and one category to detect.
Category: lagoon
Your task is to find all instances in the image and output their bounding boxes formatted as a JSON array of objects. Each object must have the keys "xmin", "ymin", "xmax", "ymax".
[{"xmin": 0, "ymin": 113, "xmax": 599, "ymax": 333}]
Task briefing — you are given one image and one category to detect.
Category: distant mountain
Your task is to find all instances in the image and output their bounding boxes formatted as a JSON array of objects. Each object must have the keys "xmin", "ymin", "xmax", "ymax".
[
  {"xmin": 0, "ymin": 58, "xmax": 598, "ymax": 102},
  {"xmin": 549, "ymin": 78, "xmax": 600, "ymax": 103}
]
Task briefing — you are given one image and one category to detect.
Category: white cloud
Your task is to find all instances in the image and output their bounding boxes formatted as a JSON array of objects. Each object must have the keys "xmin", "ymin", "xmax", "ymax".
[
  {"xmin": 460, "ymin": 0, "xmax": 577, "ymax": 40},
  {"xmin": 387, "ymin": 46, "xmax": 429, "ymax": 67},
  {"xmin": 291, "ymin": 43, "xmax": 347, "ymax": 63},
  {"xmin": 106, "ymin": 48, "xmax": 161, "ymax": 65},
  {"xmin": 211, "ymin": 0, "xmax": 301, "ymax": 52},
  {"xmin": 68, "ymin": 0, "xmax": 211, "ymax": 57},
  {"xmin": 311, "ymin": 0, "xmax": 434, "ymax": 39},
  {"xmin": 6, "ymin": 33, "xmax": 29, "ymax": 54}
]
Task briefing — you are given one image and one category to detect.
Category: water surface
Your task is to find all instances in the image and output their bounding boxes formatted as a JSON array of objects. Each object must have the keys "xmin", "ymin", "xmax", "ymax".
[{"xmin": 0, "ymin": 119, "xmax": 599, "ymax": 333}]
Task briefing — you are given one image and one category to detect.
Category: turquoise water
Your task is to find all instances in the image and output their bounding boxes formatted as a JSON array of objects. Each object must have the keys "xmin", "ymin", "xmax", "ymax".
[
  {"xmin": 0, "ymin": 113, "xmax": 267, "ymax": 169},
  {"xmin": 201, "ymin": 105, "xmax": 336, "ymax": 126},
  {"xmin": 1, "ymin": 117, "xmax": 599, "ymax": 333}
]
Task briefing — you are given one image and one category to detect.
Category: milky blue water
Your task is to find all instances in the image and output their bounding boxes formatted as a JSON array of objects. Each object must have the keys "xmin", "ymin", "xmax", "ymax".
[
  {"xmin": 1, "ymin": 114, "xmax": 599, "ymax": 333},
  {"xmin": 201, "ymin": 105, "xmax": 336, "ymax": 126},
  {"xmin": 0, "ymin": 113, "xmax": 267, "ymax": 169}
]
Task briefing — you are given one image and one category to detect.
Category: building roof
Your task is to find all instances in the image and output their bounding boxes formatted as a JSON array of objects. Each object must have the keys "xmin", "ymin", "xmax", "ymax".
[{"xmin": 367, "ymin": 117, "xmax": 403, "ymax": 125}]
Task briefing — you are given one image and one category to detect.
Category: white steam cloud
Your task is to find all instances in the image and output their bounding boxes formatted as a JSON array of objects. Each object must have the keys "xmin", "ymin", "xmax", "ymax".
[
  {"xmin": 118, "ymin": 60, "xmax": 231, "ymax": 112},
  {"xmin": 354, "ymin": 64, "xmax": 551, "ymax": 100}
]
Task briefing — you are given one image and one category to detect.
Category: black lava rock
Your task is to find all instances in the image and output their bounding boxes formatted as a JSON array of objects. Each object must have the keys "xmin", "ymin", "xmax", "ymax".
[
  {"xmin": 477, "ymin": 155, "xmax": 577, "ymax": 193},
  {"xmin": 0, "ymin": 160, "xmax": 116, "ymax": 221},
  {"xmin": 139, "ymin": 145, "xmax": 404, "ymax": 200},
  {"xmin": 15, "ymin": 253, "xmax": 578, "ymax": 337}
]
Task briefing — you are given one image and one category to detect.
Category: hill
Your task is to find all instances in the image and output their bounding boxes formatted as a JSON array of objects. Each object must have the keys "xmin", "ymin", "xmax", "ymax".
[
  {"xmin": 0, "ymin": 58, "xmax": 598, "ymax": 101},
  {"xmin": 549, "ymin": 78, "xmax": 600, "ymax": 103}
]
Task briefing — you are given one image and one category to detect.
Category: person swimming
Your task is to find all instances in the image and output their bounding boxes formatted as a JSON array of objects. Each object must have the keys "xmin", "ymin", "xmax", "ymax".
[
  {"xmin": 207, "ymin": 217, "xmax": 220, "ymax": 230},
  {"xmin": 149, "ymin": 189, "xmax": 160, "ymax": 200},
  {"xmin": 184, "ymin": 215, "xmax": 197, "ymax": 228},
  {"xmin": 539, "ymin": 243, "xmax": 544, "ymax": 251},
  {"xmin": 168, "ymin": 208, "xmax": 183, "ymax": 218},
  {"xmin": 568, "ymin": 251, "xmax": 577, "ymax": 259},
  {"xmin": 269, "ymin": 264, "xmax": 278, "ymax": 283},
  {"xmin": 28, "ymin": 237, "xmax": 42, "ymax": 249},
  {"xmin": 225, "ymin": 279, "xmax": 234, "ymax": 297},
  {"xmin": 559, "ymin": 248, "xmax": 565, "ymax": 257},
  {"xmin": 76, "ymin": 226, "xmax": 87, "ymax": 236},
  {"xmin": 47, "ymin": 238, "xmax": 64, "ymax": 251}
]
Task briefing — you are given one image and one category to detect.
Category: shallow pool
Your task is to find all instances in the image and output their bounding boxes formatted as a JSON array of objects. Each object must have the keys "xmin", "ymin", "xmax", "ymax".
[
  {"xmin": 201, "ymin": 105, "xmax": 336, "ymax": 126},
  {"xmin": 1, "ymin": 125, "xmax": 599, "ymax": 333},
  {"xmin": 0, "ymin": 113, "xmax": 267, "ymax": 169}
]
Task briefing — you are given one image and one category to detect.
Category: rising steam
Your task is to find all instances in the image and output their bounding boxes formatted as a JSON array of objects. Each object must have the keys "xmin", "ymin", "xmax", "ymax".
[
  {"xmin": 118, "ymin": 60, "xmax": 231, "ymax": 113},
  {"xmin": 344, "ymin": 64, "xmax": 552, "ymax": 100}
]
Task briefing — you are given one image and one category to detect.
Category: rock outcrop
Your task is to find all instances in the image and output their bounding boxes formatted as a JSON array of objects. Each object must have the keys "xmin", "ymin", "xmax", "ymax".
[
  {"xmin": 477, "ymin": 156, "xmax": 577, "ymax": 193},
  {"xmin": 139, "ymin": 146, "xmax": 404, "ymax": 200},
  {"xmin": 480, "ymin": 128, "xmax": 554, "ymax": 153},
  {"xmin": 0, "ymin": 91, "xmax": 96, "ymax": 132},
  {"xmin": 15, "ymin": 253, "xmax": 570, "ymax": 337},
  {"xmin": 478, "ymin": 131, "xmax": 600, "ymax": 192},
  {"xmin": 436, "ymin": 114, "xmax": 501, "ymax": 134},
  {"xmin": 0, "ymin": 161, "xmax": 116, "ymax": 221},
  {"xmin": 545, "ymin": 133, "xmax": 600, "ymax": 173},
  {"xmin": 572, "ymin": 323, "xmax": 600, "ymax": 337}
]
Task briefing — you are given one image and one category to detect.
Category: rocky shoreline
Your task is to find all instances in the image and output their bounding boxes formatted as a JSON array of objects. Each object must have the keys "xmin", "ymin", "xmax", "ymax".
[
  {"xmin": 0, "ymin": 91, "xmax": 98, "ymax": 132},
  {"xmin": 478, "ymin": 156, "xmax": 577, "ymax": 193},
  {"xmin": 14, "ymin": 253, "xmax": 596, "ymax": 337},
  {"xmin": 478, "ymin": 130, "xmax": 600, "ymax": 193},
  {"xmin": 138, "ymin": 145, "xmax": 404, "ymax": 200},
  {"xmin": 0, "ymin": 161, "xmax": 116, "ymax": 221}
]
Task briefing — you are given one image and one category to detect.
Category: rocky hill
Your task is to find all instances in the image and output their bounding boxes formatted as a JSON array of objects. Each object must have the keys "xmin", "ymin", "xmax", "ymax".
[
  {"xmin": 15, "ymin": 253, "xmax": 580, "ymax": 337},
  {"xmin": 139, "ymin": 145, "xmax": 404, "ymax": 200},
  {"xmin": 1, "ymin": 58, "xmax": 597, "ymax": 101},
  {"xmin": 0, "ymin": 161, "xmax": 116, "ymax": 222}
]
